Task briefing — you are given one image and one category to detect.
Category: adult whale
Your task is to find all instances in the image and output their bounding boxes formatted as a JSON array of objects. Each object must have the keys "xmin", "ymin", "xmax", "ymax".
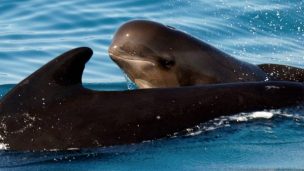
[
  {"xmin": 0, "ymin": 47, "xmax": 304, "ymax": 151},
  {"xmin": 108, "ymin": 20, "xmax": 304, "ymax": 88}
]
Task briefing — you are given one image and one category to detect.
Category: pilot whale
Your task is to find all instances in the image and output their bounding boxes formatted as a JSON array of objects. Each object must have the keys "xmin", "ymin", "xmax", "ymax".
[
  {"xmin": 0, "ymin": 47, "xmax": 304, "ymax": 151},
  {"xmin": 108, "ymin": 20, "xmax": 304, "ymax": 88}
]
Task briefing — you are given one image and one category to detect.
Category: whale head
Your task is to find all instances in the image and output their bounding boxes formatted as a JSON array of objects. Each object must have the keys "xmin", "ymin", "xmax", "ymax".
[
  {"xmin": 108, "ymin": 20, "xmax": 218, "ymax": 88},
  {"xmin": 108, "ymin": 20, "xmax": 267, "ymax": 88}
]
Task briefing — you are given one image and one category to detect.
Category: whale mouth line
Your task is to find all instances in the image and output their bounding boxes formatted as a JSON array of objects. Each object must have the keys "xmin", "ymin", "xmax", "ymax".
[{"xmin": 109, "ymin": 50, "xmax": 155, "ymax": 65}]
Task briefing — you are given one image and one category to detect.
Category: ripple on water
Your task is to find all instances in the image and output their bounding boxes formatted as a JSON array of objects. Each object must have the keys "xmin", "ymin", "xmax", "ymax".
[
  {"xmin": 0, "ymin": 0, "xmax": 304, "ymax": 170},
  {"xmin": 0, "ymin": 0, "xmax": 303, "ymax": 84}
]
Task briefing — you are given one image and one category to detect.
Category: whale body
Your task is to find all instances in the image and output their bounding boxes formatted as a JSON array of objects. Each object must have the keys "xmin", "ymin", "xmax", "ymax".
[
  {"xmin": 0, "ymin": 47, "xmax": 303, "ymax": 151},
  {"xmin": 109, "ymin": 20, "xmax": 304, "ymax": 88}
]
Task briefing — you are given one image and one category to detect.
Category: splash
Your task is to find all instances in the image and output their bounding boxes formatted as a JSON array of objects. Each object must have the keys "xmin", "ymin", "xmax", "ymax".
[
  {"xmin": 0, "ymin": 143, "xmax": 8, "ymax": 150},
  {"xmin": 178, "ymin": 109, "xmax": 304, "ymax": 137},
  {"xmin": 0, "ymin": 135, "xmax": 8, "ymax": 150},
  {"xmin": 123, "ymin": 73, "xmax": 138, "ymax": 90},
  {"xmin": 229, "ymin": 111, "xmax": 274, "ymax": 122}
]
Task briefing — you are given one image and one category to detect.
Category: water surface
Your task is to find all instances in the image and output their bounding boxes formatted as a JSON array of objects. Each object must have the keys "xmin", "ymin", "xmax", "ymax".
[{"xmin": 0, "ymin": 0, "xmax": 304, "ymax": 170}]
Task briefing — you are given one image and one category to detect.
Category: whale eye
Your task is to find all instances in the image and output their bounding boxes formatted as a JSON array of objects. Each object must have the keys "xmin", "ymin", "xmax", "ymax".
[{"xmin": 159, "ymin": 58, "xmax": 175, "ymax": 69}]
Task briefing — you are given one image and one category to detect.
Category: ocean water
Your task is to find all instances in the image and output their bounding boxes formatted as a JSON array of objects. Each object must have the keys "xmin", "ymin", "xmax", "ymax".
[{"xmin": 0, "ymin": 0, "xmax": 304, "ymax": 170}]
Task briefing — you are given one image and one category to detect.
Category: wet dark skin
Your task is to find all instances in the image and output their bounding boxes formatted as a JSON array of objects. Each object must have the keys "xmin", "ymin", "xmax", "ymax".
[
  {"xmin": 0, "ymin": 47, "xmax": 304, "ymax": 151},
  {"xmin": 109, "ymin": 20, "xmax": 304, "ymax": 88}
]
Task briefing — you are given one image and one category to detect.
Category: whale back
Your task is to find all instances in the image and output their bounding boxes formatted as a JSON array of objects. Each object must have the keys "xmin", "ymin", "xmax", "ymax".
[
  {"xmin": 258, "ymin": 63, "xmax": 304, "ymax": 82},
  {"xmin": 0, "ymin": 47, "xmax": 304, "ymax": 151}
]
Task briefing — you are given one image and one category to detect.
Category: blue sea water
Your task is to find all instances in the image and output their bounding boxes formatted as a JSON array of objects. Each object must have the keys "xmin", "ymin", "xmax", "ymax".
[{"xmin": 0, "ymin": 0, "xmax": 304, "ymax": 170}]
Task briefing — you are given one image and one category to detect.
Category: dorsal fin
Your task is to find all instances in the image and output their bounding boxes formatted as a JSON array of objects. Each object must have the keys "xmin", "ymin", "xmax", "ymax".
[
  {"xmin": 0, "ymin": 47, "xmax": 93, "ymax": 109},
  {"xmin": 25, "ymin": 47, "xmax": 93, "ymax": 86},
  {"xmin": 53, "ymin": 47, "xmax": 93, "ymax": 85}
]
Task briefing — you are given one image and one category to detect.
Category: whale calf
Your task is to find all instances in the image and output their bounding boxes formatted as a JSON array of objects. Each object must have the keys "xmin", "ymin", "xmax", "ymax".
[
  {"xmin": 109, "ymin": 20, "xmax": 304, "ymax": 88},
  {"xmin": 0, "ymin": 47, "xmax": 304, "ymax": 151}
]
